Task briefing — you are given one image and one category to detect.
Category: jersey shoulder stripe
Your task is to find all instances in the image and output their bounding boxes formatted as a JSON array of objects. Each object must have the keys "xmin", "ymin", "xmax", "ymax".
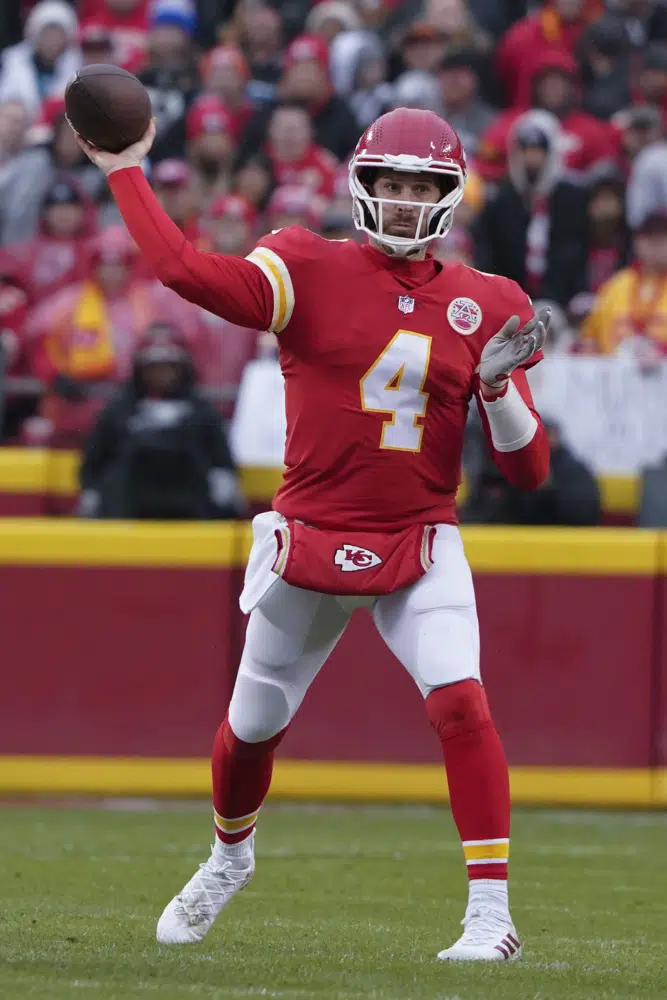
[{"xmin": 245, "ymin": 246, "xmax": 295, "ymax": 333}]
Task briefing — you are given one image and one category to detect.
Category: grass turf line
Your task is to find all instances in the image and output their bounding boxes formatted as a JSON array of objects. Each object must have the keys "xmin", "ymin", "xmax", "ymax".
[{"xmin": 1, "ymin": 803, "xmax": 665, "ymax": 1000}]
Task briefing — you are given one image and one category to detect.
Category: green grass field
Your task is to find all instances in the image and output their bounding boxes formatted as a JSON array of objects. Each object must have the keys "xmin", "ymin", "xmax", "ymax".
[{"xmin": 1, "ymin": 802, "xmax": 665, "ymax": 1000}]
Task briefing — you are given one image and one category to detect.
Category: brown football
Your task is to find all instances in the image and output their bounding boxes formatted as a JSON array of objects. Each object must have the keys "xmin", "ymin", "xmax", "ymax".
[{"xmin": 65, "ymin": 64, "xmax": 152, "ymax": 154}]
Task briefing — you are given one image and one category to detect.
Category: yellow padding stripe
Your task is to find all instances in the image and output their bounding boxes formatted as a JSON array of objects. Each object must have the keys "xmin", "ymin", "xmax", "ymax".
[
  {"xmin": 463, "ymin": 841, "xmax": 509, "ymax": 862},
  {"xmin": 0, "ymin": 758, "xmax": 661, "ymax": 806}
]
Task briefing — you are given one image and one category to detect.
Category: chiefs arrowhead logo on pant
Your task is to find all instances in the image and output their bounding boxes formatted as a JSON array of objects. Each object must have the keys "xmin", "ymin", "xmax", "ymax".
[{"xmin": 334, "ymin": 545, "xmax": 383, "ymax": 572}]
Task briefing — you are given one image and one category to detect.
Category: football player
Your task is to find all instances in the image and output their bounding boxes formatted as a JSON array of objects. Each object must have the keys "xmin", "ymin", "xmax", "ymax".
[{"xmin": 78, "ymin": 108, "xmax": 550, "ymax": 963}]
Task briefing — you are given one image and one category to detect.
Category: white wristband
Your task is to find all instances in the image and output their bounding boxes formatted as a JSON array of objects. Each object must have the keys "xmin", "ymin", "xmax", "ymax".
[{"xmin": 481, "ymin": 379, "xmax": 538, "ymax": 453}]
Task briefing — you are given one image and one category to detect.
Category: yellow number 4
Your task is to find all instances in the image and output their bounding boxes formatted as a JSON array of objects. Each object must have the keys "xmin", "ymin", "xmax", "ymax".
[{"xmin": 360, "ymin": 330, "xmax": 432, "ymax": 452}]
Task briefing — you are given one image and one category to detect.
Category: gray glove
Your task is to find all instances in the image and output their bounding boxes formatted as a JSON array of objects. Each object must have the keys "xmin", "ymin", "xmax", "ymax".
[{"xmin": 478, "ymin": 308, "xmax": 550, "ymax": 389}]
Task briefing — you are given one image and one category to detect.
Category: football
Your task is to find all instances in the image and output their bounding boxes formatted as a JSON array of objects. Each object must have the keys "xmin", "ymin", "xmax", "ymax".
[{"xmin": 65, "ymin": 64, "xmax": 152, "ymax": 154}]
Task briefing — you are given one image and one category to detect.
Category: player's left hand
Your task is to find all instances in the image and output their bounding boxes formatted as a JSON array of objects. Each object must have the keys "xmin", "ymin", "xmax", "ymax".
[{"xmin": 479, "ymin": 308, "xmax": 550, "ymax": 390}]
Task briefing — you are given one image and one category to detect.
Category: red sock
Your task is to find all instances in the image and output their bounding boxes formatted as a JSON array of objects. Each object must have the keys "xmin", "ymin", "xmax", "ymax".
[
  {"xmin": 211, "ymin": 714, "xmax": 287, "ymax": 844},
  {"xmin": 426, "ymin": 681, "xmax": 510, "ymax": 881}
]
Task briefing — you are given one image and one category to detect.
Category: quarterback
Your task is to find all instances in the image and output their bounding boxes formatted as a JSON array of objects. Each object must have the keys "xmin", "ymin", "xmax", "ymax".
[{"xmin": 78, "ymin": 108, "xmax": 550, "ymax": 962}]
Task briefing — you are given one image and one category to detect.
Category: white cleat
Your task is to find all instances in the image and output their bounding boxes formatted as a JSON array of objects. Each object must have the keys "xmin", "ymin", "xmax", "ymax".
[
  {"xmin": 437, "ymin": 904, "xmax": 522, "ymax": 962},
  {"xmin": 156, "ymin": 837, "xmax": 255, "ymax": 945}
]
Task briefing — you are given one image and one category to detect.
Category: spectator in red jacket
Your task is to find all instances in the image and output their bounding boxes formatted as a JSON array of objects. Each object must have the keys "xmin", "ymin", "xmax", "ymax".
[
  {"xmin": 265, "ymin": 102, "xmax": 338, "ymax": 199},
  {"xmin": 495, "ymin": 0, "xmax": 604, "ymax": 108},
  {"xmin": 265, "ymin": 184, "xmax": 326, "ymax": 232},
  {"xmin": 80, "ymin": 0, "xmax": 148, "ymax": 71},
  {"xmin": 0, "ymin": 251, "xmax": 32, "ymax": 440},
  {"xmin": 150, "ymin": 159, "xmax": 211, "ymax": 247},
  {"xmin": 199, "ymin": 45, "xmax": 254, "ymax": 140},
  {"xmin": 477, "ymin": 50, "xmax": 616, "ymax": 182},
  {"xmin": 13, "ymin": 176, "xmax": 98, "ymax": 305}
]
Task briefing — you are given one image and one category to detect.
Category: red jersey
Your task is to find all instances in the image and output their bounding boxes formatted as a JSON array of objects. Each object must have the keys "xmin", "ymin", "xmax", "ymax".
[{"xmin": 108, "ymin": 168, "xmax": 548, "ymax": 530}]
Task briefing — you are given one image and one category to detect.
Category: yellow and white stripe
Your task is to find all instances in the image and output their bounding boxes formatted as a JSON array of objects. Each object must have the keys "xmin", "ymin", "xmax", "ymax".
[
  {"xmin": 462, "ymin": 838, "xmax": 510, "ymax": 866},
  {"xmin": 246, "ymin": 247, "xmax": 295, "ymax": 333},
  {"xmin": 214, "ymin": 808, "xmax": 259, "ymax": 837}
]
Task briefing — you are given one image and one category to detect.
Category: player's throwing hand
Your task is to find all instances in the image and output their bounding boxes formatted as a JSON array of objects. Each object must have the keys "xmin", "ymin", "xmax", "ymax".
[
  {"xmin": 479, "ymin": 308, "xmax": 551, "ymax": 390},
  {"xmin": 74, "ymin": 119, "xmax": 157, "ymax": 177}
]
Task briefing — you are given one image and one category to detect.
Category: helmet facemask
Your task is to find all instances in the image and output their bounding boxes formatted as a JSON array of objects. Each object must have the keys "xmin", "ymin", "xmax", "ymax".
[{"xmin": 348, "ymin": 154, "xmax": 466, "ymax": 257}]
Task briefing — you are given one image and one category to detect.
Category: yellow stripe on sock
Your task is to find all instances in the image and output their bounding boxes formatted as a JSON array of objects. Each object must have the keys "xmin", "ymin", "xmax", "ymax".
[
  {"xmin": 463, "ymin": 840, "xmax": 510, "ymax": 862},
  {"xmin": 213, "ymin": 809, "xmax": 259, "ymax": 834}
]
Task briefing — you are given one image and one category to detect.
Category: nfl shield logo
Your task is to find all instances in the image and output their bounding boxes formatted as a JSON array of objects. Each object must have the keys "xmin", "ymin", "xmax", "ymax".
[{"xmin": 398, "ymin": 295, "xmax": 415, "ymax": 314}]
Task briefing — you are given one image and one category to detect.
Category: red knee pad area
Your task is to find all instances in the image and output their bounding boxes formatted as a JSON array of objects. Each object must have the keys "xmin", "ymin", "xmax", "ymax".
[
  {"xmin": 425, "ymin": 680, "xmax": 493, "ymax": 741},
  {"xmin": 220, "ymin": 715, "xmax": 288, "ymax": 757}
]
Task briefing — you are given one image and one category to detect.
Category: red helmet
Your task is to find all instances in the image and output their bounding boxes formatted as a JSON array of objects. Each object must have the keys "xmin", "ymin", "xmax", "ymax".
[{"xmin": 348, "ymin": 108, "xmax": 467, "ymax": 255}]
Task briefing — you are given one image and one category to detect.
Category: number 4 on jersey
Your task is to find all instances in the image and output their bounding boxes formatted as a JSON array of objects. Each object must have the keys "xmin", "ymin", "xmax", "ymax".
[{"xmin": 360, "ymin": 330, "xmax": 432, "ymax": 452}]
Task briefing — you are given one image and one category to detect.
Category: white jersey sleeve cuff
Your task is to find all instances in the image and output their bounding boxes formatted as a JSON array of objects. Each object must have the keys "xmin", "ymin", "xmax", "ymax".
[{"xmin": 245, "ymin": 247, "xmax": 295, "ymax": 333}]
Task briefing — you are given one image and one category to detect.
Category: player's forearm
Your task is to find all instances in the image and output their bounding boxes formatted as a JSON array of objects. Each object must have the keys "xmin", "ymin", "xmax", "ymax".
[
  {"xmin": 479, "ymin": 379, "xmax": 550, "ymax": 490},
  {"xmin": 107, "ymin": 168, "xmax": 272, "ymax": 329}
]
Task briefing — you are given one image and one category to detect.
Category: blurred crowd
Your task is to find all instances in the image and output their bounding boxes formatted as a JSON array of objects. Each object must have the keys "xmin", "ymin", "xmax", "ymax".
[{"xmin": 2, "ymin": 0, "xmax": 667, "ymax": 520}]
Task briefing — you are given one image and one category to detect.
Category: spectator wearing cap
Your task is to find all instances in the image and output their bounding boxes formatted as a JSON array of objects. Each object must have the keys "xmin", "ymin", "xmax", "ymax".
[
  {"xmin": 474, "ymin": 111, "xmax": 588, "ymax": 307},
  {"xmin": 579, "ymin": 13, "xmax": 633, "ymax": 121},
  {"xmin": 613, "ymin": 104, "xmax": 663, "ymax": 177},
  {"xmin": 392, "ymin": 70, "xmax": 443, "ymax": 114},
  {"xmin": 397, "ymin": 23, "xmax": 447, "ymax": 74},
  {"xmin": 238, "ymin": 34, "xmax": 361, "ymax": 165},
  {"xmin": 495, "ymin": 0, "xmax": 603, "ymax": 109},
  {"xmin": 233, "ymin": 3, "xmax": 283, "ymax": 98},
  {"xmin": 632, "ymin": 44, "xmax": 667, "ymax": 129},
  {"xmin": 3, "ymin": 104, "xmax": 106, "ymax": 245},
  {"xmin": 329, "ymin": 30, "xmax": 393, "ymax": 129},
  {"xmin": 305, "ymin": 2, "xmax": 363, "ymax": 43},
  {"xmin": 139, "ymin": 0, "xmax": 200, "ymax": 162},
  {"xmin": 438, "ymin": 48, "xmax": 495, "ymax": 157},
  {"xmin": 80, "ymin": 0, "xmax": 149, "ymax": 72},
  {"xmin": 78, "ymin": 320, "xmax": 244, "ymax": 520},
  {"xmin": 477, "ymin": 49, "xmax": 617, "ymax": 183},
  {"xmin": 265, "ymin": 103, "xmax": 338, "ymax": 199},
  {"xmin": 186, "ymin": 95, "xmax": 236, "ymax": 210},
  {"xmin": 581, "ymin": 211, "xmax": 667, "ymax": 360},
  {"xmin": 12, "ymin": 176, "xmax": 98, "ymax": 305},
  {"xmin": 266, "ymin": 185, "xmax": 325, "ymax": 232},
  {"xmin": 204, "ymin": 194, "xmax": 256, "ymax": 256},
  {"xmin": 626, "ymin": 109, "xmax": 667, "ymax": 230},
  {"xmin": 150, "ymin": 159, "xmax": 211, "ymax": 248},
  {"xmin": 199, "ymin": 45, "xmax": 254, "ymax": 139},
  {"xmin": 0, "ymin": 1, "xmax": 81, "ymax": 116}
]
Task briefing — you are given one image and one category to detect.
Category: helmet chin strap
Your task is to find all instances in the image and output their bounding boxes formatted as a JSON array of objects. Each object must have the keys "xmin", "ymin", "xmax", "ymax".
[{"xmin": 370, "ymin": 237, "xmax": 428, "ymax": 260}]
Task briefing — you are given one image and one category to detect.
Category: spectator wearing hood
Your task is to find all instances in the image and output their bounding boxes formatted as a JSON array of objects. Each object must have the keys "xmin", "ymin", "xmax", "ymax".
[
  {"xmin": 631, "ymin": 43, "xmax": 667, "ymax": 130},
  {"xmin": 199, "ymin": 45, "xmax": 254, "ymax": 140},
  {"xmin": 581, "ymin": 211, "xmax": 667, "ymax": 359},
  {"xmin": 474, "ymin": 111, "xmax": 588, "ymax": 306},
  {"xmin": 579, "ymin": 13, "xmax": 633, "ymax": 120},
  {"xmin": 330, "ymin": 30, "xmax": 393, "ymax": 129},
  {"xmin": 264, "ymin": 102, "xmax": 338, "ymax": 199},
  {"xmin": 78, "ymin": 321, "xmax": 244, "ymax": 520},
  {"xmin": 80, "ymin": 0, "xmax": 149, "ymax": 72},
  {"xmin": 26, "ymin": 225, "xmax": 214, "ymax": 389},
  {"xmin": 438, "ymin": 48, "xmax": 495, "ymax": 157},
  {"xmin": 477, "ymin": 50, "xmax": 616, "ymax": 182},
  {"xmin": 495, "ymin": 0, "xmax": 603, "ymax": 109},
  {"xmin": 2, "ymin": 104, "xmax": 107, "ymax": 245},
  {"xmin": 238, "ymin": 34, "xmax": 361, "ymax": 165},
  {"xmin": 12, "ymin": 177, "xmax": 98, "ymax": 305},
  {"xmin": 0, "ymin": 1, "xmax": 81, "ymax": 116},
  {"xmin": 139, "ymin": 0, "xmax": 200, "ymax": 162}
]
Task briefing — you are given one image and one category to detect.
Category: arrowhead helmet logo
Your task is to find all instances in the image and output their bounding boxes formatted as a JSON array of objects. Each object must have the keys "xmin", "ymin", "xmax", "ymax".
[
  {"xmin": 334, "ymin": 545, "xmax": 383, "ymax": 572},
  {"xmin": 398, "ymin": 295, "xmax": 415, "ymax": 314}
]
